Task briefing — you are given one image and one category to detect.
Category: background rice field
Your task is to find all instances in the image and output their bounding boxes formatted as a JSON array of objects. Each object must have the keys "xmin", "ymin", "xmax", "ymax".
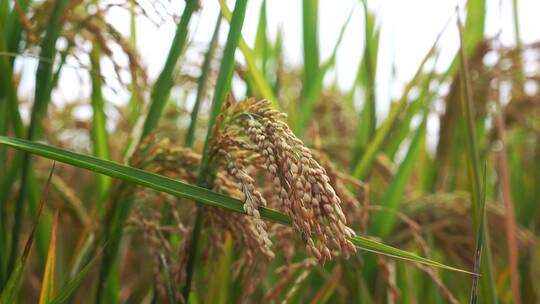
[{"xmin": 0, "ymin": 0, "xmax": 539, "ymax": 303}]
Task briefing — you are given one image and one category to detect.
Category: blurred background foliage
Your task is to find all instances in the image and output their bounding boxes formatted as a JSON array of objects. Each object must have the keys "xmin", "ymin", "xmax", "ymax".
[{"xmin": 0, "ymin": 0, "xmax": 539, "ymax": 303}]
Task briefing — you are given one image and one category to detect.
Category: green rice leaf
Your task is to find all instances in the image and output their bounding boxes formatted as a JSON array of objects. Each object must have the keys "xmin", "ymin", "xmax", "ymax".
[
  {"xmin": 218, "ymin": 0, "xmax": 278, "ymax": 105},
  {"xmin": 184, "ymin": 0, "xmax": 249, "ymax": 299},
  {"xmin": 0, "ymin": 136, "xmax": 473, "ymax": 275},
  {"xmin": 1, "ymin": 163, "xmax": 55, "ymax": 302},
  {"xmin": 302, "ymin": 0, "xmax": 319, "ymax": 93},
  {"xmin": 48, "ymin": 252, "xmax": 100, "ymax": 304},
  {"xmin": 89, "ymin": 45, "xmax": 111, "ymax": 213},
  {"xmin": 371, "ymin": 116, "xmax": 427, "ymax": 238},
  {"xmin": 204, "ymin": 235, "xmax": 233, "ymax": 304},
  {"xmin": 254, "ymin": 0, "xmax": 269, "ymax": 76},
  {"xmin": 9, "ymin": 0, "xmax": 69, "ymax": 277},
  {"xmin": 295, "ymin": 6, "xmax": 354, "ymax": 135},
  {"xmin": 185, "ymin": 15, "xmax": 222, "ymax": 148},
  {"xmin": 456, "ymin": 18, "xmax": 497, "ymax": 304},
  {"xmin": 141, "ymin": 0, "xmax": 197, "ymax": 139},
  {"xmin": 352, "ymin": 38, "xmax": 438, "ymax": 180}
]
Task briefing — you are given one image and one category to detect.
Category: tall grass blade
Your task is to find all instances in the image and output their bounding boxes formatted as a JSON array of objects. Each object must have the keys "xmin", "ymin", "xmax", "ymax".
[
  {"xmin": 254, "ymin": 0, "xmax": 268, "ymax": 76},
  {"xmin": 352, "ymin": 38, "xmax": 438, "ymax": 180},
  {"xmin": 38, "ymin": 211, "xmax": 58, "ymax": 304},
  {"xmin": 360, "ymin": 0, "xmax": 377, "ymax": 139},
  {"xmin": 185, "ymin": 15, "xmax": 222, "ymax": 148},
  {"xmin": 218, "ymin": 0, "xmax": 277, "ymax": 105},
  {"xmin": 0, "ymin": 260, "xmax": 24, "ymax": 303},
  {"xmin": 49, "ymin": 252, "xmax": 100, "ymax": 304},
  {"xmin": 141, "ymin": 0, "xmax": 197, "ymax": 139},
  {"xmin": 456, "ymin": 18, "xmax": 497, "ymax": 304},
  {"xmin": 271, "ymin": 28, "xmax": 284, "ymax": 97},
  {"xmin": 5, "ymin": 0, "xmax": 32, "ymax": 66},
  {"xmin": 0, "ymin": 15, "xmax": 18, "ymax": 247},
  {"xmin": 0, "ymin": 136, "xmax": 473, "ymax": 274},
  {"xmin": 89, "ymin": 45, "xmax": 111, "ymax": 214},
  {"xmin": 97, "ymin": 3, "xmax": 197, "ymax": 300},
  {"xmin": 494, "ymin": 93, "xmax": 521, "ymax": 304},
  {"xmin": 295, "ymin": 7, "xmax": 354, "ymax": 135},
  {"xmin": 511, "ymin": 0, "xmax": 524, "ymax": 90},
  {"xmin": 10, "ymin": 0, "xmax": 69, "ymax": 277},
  {"xmin": 464, "ymin": 0, "xmax": 486, "ymax": 56},
  {"xmin": 127, "ymin": 0, "xmax": 140, "ymax": 123},
  {"xmin": 184, "ymin": 0, "xmax": 249, "ymax": 299},
  {"xmin": 371, "ymin": 116, "xmax": 426, "ymax": 239},
  {"xmin": 302, "ymin": 0, "xmax": 319, "ymax": 94},
  {"xmin": 384, "ymin": 60, "xmax": 438, "ymax": 159},
  {"xmin": 159, "ymin": 252, "xmax": 176, "ymax": 304},
  {"xmin": 349, "ymin": 4, "xmax": 380, "ymax": 168},
  {"xmin": 0, "ymin": 0, "xmax": 7, "ymax": 25},
  {"xmin": 349, "ymin": 236, "xmax": 473, "ymax": 274},
  {"xmin": 204, "ymin": 234, "xmax": 233, "ymax": 304},
  {"xmin": 442, "ymin": 0, "xmax": 485, "ymax": 79},
  {"xmin": 0, "ymin": 162, "xmax": 55, "ymax": 302}
]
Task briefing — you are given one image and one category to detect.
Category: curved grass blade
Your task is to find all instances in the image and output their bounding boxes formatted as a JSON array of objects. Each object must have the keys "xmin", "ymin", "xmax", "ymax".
[
  {"xmin": 349, "ymin": 236, "xmax": 473, "ymax": 275},
  {"xmin": 0, "ymin": 136, "xmax": 473, "ymax": 275},
  {"xmin": 0, "ymin": 23, "xmax": 19, "ymax": 276}
]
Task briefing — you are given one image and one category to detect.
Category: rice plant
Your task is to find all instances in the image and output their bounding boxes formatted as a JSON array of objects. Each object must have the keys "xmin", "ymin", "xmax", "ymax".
[{"xmin": 0, "ymin": 0, "xmax": 538, "ymax": 303}]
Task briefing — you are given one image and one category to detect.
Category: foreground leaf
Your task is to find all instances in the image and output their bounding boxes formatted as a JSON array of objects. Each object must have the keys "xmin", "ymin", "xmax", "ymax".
[{"xmin": 0, "ymin": 136, "xmax": 473, "ymax": 274}]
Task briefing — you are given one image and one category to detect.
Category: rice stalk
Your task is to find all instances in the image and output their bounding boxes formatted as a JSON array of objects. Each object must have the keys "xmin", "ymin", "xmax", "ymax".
[
  {"xmin": 456, "ymin": 16, "xmax": 497, "ymax": 304},
  {"xmin": 183, "ymin": 0, "xmax": 249, "ymax": 299},
  {"xmin": 9, "ymin": 0, "xmax": 71, "ymax": 278}
]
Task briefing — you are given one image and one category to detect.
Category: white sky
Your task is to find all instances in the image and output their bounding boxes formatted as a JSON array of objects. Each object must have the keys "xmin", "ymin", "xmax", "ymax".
[{"xmin": 15, "ymin": 0, "xmax": 540, "ymax": 123}]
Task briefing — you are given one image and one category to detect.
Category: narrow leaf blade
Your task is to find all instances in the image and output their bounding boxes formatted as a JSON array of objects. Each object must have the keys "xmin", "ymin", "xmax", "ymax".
[
  {"xmin": 0, "ymin": 136, "xmax": 472, "ymax": 275},
  {"xmin": 38, "ymin": 211, "xmax": 59, "ymax": 304}
]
